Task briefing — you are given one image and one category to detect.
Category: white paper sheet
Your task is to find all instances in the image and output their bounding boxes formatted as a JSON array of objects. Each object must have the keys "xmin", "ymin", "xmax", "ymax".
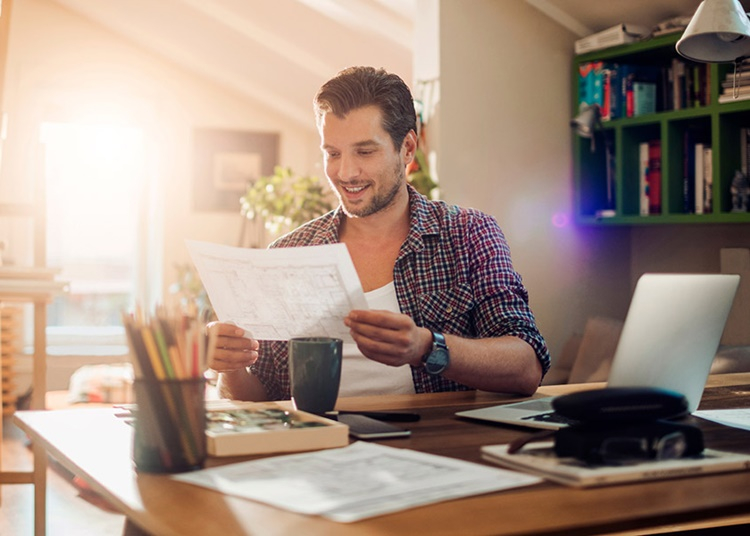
[
  {"xmin": 694, "ymin": 408, "xmax": 750, "ymax": 431},
  {"xmin": 172, "ymin": 442, "xmax": 542, "ymax": 522},
  {"xmin": 186, "ymin": 240, "xmax": 367, "ymax": 343}
]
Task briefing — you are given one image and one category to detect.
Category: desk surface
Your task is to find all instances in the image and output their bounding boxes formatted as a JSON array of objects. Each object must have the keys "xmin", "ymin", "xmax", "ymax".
[{"xmin": 14, "ymin": 374, "xmax": 750, "ymax": 536}]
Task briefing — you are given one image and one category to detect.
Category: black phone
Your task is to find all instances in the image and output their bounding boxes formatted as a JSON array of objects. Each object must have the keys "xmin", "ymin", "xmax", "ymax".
[{"xmin": 335, "ymin": 413, "xmax": 411, "ymax": 439}]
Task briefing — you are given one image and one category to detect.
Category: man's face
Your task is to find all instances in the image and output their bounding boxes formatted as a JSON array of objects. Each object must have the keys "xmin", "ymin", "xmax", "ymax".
[{"xmin": 319, "ymin": 105, "xmax": 408, "ymax": 218}]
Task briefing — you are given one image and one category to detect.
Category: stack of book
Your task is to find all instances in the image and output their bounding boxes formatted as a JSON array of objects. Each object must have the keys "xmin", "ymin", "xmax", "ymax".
[{"xmin": 719, "ymin": 62, "xmax": 750, "ymax": 103}]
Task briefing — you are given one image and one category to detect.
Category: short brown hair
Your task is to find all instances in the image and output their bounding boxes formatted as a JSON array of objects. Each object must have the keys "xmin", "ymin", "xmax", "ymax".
[{"xmin": 314, "ymin": 66, "xmax": 417, "ymax": 150}]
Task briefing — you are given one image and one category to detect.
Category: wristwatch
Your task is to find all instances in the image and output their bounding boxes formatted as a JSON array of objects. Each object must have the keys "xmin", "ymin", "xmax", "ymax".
[{"xmin": 422, "ymin": 331, "xmax": 450, "ymax": 375}]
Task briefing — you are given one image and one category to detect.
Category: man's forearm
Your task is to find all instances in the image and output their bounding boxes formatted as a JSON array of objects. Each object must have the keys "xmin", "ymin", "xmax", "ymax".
[
  {"xmin": 440, "ymin": 335, "xmax": 542, "ymax": 396},
  {"xmin": 217, "ymin": 369, "xmax": 269, "ymax": 401}
]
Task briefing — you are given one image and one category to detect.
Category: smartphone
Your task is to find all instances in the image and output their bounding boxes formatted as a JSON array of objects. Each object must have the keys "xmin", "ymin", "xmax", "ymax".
[{"xmin": 335, "ymin": 413, "xmax": 411, "ymax": 439}]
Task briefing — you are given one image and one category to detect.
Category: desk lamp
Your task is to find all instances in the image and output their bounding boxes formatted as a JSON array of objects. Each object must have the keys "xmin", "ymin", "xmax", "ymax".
[{"xmin": 677, "ymin": 0, "xmax": 750, "ymax": 97}]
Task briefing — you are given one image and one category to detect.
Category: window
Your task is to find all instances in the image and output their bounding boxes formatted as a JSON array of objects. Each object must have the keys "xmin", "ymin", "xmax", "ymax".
[{"xmin": 41, "ymin": 122, "xmax": 152, "ymax": 355}]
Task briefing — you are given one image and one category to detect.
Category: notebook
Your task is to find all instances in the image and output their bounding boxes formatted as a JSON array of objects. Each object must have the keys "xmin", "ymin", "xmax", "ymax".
[{"xmin": 456, "ymin": 273, "xmax": 741, "ymax": 430}]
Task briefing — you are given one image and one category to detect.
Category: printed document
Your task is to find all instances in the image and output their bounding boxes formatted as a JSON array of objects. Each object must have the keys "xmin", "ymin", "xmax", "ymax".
[
  {"xmin": 186, "ymin": 240, "xmax": 367, "ymax": 343},
  {"xmin": 172, "ymin": 442, "xmax": 542, "ymax": 522},
  {"xmin": 694, "ymin": 408, "xmax": 750, "ymax": 432}
]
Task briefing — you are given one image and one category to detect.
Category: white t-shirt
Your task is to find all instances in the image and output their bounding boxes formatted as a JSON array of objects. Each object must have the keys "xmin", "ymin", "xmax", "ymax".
[{"xmin": 338, "ymin": 282, "xmax": 416, "ymax": 397}]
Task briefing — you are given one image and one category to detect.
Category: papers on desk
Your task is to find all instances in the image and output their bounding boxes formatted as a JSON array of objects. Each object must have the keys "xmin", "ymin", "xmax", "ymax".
[
  {"xmin": 694, "ymin": 408, "xmax": 750, "ymax": 431},
  {"xmin": 172, "ymin": 442, "xmax": 542, "ymax": 522},
  {"xmin": 186, "ymin": 240, "xmax": 367, "ymax": 343}
]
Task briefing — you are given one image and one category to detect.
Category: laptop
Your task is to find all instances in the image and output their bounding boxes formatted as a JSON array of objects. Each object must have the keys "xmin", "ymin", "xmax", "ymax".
[{"xmin": 456, "ymin": 273, "xmax": 741, "ymax": 430}]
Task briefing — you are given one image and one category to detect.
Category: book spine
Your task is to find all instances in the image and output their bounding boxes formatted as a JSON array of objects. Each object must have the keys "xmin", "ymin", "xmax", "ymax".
[
  {"xmin": 633, "ymin": 82, "xmax": 656, "ymax": 116},
  {"xmin": 601, "ymin": 68, "xmax": 612, "ymax": 121},
  {"xmin": 639, "ymin": 142, "xmax": 650, "ymax": 215},
  {"xmin": 648, "ymin": 140, "xmax": 662, "ymax": 215},
  {"xmin": 704, "ymin": 147, "xmax": 713, "ymax": 213},
  {"xmin": 683, "ymin": 130, "xmax": 695, "ymax": 214},
  {"xmin": 695, "ymin": 143, "xmax": 704, "ymax": 214}
]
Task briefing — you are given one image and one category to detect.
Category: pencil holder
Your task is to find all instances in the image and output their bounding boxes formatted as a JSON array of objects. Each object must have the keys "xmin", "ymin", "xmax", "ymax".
[{"xmin": 132, "ymin": 378, "xmax": 207, "ymax": 473}]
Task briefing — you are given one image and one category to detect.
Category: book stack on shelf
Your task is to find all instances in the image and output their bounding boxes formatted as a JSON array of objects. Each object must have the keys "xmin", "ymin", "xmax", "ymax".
[
  {"xmin": 719, "ymin": 61, "xmax": 750, "ymax": 103},
  {"xmin": 578, "ymin": 60, "xmax": 710, "ymax": 120}
]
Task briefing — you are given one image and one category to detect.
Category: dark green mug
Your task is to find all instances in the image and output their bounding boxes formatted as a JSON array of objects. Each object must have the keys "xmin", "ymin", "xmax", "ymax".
[{"xmin": 289, "ymin": 337, "xmax": 343, "ymax": 415}]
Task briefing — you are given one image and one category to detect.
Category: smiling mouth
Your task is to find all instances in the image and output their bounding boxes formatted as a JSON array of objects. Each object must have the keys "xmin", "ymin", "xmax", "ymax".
[{"xmin": 342, "ymin": 184, "xmax": 367, "ymax": 193}]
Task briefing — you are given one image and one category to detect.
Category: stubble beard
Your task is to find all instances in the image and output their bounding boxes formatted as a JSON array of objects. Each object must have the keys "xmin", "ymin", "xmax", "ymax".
[{"xmin": 335, "ymin": 161, "xmax": 405, "ymax": 219}]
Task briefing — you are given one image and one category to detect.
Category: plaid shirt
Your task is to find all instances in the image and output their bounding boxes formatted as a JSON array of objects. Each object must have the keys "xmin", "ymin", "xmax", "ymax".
[{"xmin": 250, "ymin": 186, "xmax": 551, "ymax": 399}]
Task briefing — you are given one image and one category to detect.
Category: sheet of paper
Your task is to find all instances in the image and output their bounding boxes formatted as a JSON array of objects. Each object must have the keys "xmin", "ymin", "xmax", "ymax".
[
  {"xmin": 186, "ymin": 240, "xmax": 367, "ymax": 343},
  {"xmin": 173, "ymin": 442, "xmax": 541, "ymax": 523},
  {"xmin": 694, "ymin": 408, "xmax": 750, "ymax": 431}
]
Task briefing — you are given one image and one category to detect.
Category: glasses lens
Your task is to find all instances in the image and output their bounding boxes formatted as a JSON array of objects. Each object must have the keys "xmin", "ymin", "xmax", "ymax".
[
  {"xmin": 655, "ymin": 431, "xmax": 687, "ymax": 460},
  {"xmin": 600, "ymin": 437, "xmax": 649, "ymax": 463}
]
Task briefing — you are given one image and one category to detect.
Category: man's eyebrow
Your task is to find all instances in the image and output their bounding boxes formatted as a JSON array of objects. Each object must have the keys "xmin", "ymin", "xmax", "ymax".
[{"xmin": 321, "ymin": 140, "xmax": 381, "ymax": 151}]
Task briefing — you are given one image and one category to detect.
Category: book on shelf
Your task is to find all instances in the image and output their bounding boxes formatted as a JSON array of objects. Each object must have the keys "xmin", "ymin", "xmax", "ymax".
[
  {"xmin": 682, "ymin": 129, "xmax": 710, "ymax": 215},
  {"xmin": 481, "ymin": 442, "xmax": 750, "ymax": 488},
  {"xmin": 648, "ymin": 140, "xmax": 662, "ymax": 215},
  {"xmin": 704, "ymin": 147, "xmax": 713, "ymax": 213},
  {"xmin": 695, "ymin": 143, "xmax": 705, "ymax": 215},
  {"xmin": 205, "ymin": 400, "xmax": 349, "ymax": 457},
  {"xmin": 639, "ymin": 142, "xmax": 650, "ymax": 216},
  {"xmin": 718, "ymin": 93, "xmax": 750, "ymax": 104},
  {"xmin": 633, "ymin": 82, "xmax": 656, "ymax": 116}
]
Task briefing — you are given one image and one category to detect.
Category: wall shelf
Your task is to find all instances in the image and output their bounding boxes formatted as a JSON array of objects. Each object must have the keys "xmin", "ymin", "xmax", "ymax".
[{"xmin": 573, "ymin": 33, "xmax": 750, "ymax": 225}]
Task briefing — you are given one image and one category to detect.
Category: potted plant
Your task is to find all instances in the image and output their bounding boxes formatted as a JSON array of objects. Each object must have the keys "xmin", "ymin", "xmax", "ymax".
[{"xmin": 240, "ymin": 166, "xmax": 335, "ymax": 235}]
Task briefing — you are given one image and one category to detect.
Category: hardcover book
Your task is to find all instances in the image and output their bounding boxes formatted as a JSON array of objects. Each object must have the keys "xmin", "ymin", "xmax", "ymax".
[{"xmin": 481, "ymin": 442, "xmax": 750, "ymax": 488}]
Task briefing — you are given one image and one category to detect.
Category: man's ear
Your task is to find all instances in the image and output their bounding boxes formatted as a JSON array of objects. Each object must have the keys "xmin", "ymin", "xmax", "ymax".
[{"xmin": 402, "ymin": 130, "xmax": 418, "ymax": 165}]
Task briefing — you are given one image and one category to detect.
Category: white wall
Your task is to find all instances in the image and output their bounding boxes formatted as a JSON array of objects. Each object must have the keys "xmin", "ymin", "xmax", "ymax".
[{"xmin": 415, "ymin": 0, "xmax": 633, "ymax": 363}]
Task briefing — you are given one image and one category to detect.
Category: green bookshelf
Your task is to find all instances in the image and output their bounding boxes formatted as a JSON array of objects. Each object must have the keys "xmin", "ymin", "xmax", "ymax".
[{"xmin": 573, "ymin": 33, "xmax": 750, "ymax": 225}]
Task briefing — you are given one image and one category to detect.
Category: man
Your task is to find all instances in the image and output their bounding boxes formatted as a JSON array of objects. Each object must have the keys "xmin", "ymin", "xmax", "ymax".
[{"xmin": 209, "ymin": 66, "xmax": 550, "ymax": 400}]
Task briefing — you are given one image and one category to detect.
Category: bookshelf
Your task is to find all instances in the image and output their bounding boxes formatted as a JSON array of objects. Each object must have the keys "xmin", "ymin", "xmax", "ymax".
[{"xmin": 573, "ymin": 33, "xmax": 750, "ymax": 225}]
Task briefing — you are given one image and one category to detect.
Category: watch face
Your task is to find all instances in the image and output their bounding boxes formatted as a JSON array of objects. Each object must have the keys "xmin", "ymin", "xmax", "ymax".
[{"xmin": 425, "ymin": 348, "xmax": 450, "ymax": 375}]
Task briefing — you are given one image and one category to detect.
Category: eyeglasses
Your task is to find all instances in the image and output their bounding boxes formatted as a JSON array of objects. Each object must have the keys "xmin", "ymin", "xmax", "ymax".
[
  {"xmin": 593, "ymin": 431, "xmax": 687, "ymax": 465},
  {"xmin": 508, "ymin": 428, "xmax": 693, "ymax": 466}
]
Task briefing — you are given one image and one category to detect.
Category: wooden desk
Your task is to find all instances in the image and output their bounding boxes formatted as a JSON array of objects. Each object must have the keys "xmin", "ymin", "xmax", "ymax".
[{"xmin": 13, "ymin": 373, "xmax": 750, "ymax": 536}]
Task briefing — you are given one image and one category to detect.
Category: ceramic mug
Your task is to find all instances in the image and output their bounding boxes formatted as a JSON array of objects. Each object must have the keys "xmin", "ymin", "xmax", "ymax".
[{"xmin": 289, "ymin": 337, "xmax": 343, "ymax": 415}]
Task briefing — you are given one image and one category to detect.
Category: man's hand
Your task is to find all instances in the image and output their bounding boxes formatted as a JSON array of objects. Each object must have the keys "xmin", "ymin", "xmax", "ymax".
[
  {"xmin": 344, "ymin": 310, "xmax": 432, "ymax": 368},
  {"xmin": 207, "ymin": 322, "xmax": 259, "ymax": 372}
]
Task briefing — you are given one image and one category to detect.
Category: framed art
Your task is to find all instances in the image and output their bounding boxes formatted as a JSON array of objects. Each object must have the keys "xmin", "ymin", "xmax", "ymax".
[{"xmin": 193, "ymin": 128, "xmax": 279, "ymax": 211}]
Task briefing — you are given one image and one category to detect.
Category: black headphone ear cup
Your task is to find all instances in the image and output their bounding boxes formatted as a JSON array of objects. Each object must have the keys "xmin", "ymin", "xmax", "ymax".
[{"xmin": 552, "ymin": 387, "xmax": 689, "ymax": 424}]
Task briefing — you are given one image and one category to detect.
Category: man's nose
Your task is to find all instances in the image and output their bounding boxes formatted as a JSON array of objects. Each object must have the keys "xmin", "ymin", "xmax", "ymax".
[{"xmin": 337, "ymin": 154, "xmax": 359, "ymax": 181}]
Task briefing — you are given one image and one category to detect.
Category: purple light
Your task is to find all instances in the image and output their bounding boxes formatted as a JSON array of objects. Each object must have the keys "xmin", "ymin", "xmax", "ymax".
[{"xmin": 551, "ymin": 212, "xmax": 570, "ymax": 228}]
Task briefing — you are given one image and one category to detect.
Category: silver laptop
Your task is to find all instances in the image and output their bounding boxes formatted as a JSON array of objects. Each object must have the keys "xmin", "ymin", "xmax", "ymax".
[{"xmin": 456, "ymin": 273, "xmax": 741, "ymax": 430}]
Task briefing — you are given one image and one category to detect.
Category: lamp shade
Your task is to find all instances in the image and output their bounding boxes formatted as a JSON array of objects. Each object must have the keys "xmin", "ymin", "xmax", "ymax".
[{"xmin": 676, "ymin": 0, "xmax": 750, "ymax": 62}]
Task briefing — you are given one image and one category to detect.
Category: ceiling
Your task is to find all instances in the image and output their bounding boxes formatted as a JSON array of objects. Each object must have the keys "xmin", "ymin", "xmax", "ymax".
[{"xmin": 48, "ymin": 0, "xmax": 705, "ymax": 129}]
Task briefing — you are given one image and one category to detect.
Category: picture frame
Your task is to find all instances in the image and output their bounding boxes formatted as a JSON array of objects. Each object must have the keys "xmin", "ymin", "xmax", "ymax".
[{"xmin": 193, "ymin": 128, "xmax": 279, "ymax": 211}]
